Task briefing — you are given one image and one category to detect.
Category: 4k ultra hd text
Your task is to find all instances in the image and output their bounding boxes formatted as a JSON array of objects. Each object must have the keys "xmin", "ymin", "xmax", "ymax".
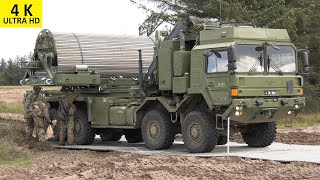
[{"xmin": 0, "ymin": 0, "xmax": 42, "ymax": 27}]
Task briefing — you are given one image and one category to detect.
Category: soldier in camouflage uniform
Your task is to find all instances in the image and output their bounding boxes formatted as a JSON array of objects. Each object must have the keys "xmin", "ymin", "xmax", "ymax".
[
  {"xmin": 24, "ymin": 86, "xmax": 45, "ymax": 140},
  {"xmin": 58, "ymin": 86, "xmax": 80, "ymax": 145},
  {"xmin": 31, "ymin": 101, "xmax": 51, "ymax": 142}
]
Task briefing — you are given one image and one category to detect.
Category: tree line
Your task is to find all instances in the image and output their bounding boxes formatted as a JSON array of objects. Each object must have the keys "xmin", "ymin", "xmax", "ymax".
[{"xmin": 0, "ymin": 56, "xmax": 28, "ymax": 86}]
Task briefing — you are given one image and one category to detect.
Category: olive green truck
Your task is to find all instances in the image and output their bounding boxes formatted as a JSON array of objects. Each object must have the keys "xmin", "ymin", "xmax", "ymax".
[{"xmin": 21, "ymin": 18, "xmax": 309, "ymax": 153}]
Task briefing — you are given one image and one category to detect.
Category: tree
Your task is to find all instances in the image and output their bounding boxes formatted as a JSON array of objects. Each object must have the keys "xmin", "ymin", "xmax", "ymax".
[
  {"xmin": 0, "ymin": 58, "xmax": 6, "ymax": 72},
  {"xmin": 2, "ymin": 56, "xmax": 25, "ymax": 85},
  {"xmin": 0, "ymin": 58, "xmax": 6, "ymax": 85}
]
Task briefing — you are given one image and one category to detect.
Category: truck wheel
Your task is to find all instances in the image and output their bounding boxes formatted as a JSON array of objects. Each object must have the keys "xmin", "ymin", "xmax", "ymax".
[
  {"xmin": 124, "ymin": 129, "xmax": 143, "ymax": 143},
  {"xmin": 182, "ymin": 111, "xmax": 218, "ymax": 153},
  {"xmin": 49, "ymin": 108, "xmax": 59, "ymax": 141},
  {"xmin": 217, "ymin": 136, "xmax": 228, "ymax": 145},
  {"xmin": 74, "ymin": 109, "xmax": 95, "ymax": 145},
  {"xmin": 100, "ymin": 130, "xmax": 122, "ymax": 141},
  {"xmin": 141, "ymin": 109, "xmax": 175, "ymax": 150},
  {"xmin": 241, "ymin": 122, "xmax": 277, "ymax": 147}
]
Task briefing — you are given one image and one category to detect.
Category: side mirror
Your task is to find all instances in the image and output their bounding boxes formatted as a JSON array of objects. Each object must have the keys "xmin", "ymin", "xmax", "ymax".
[
  {"xmin": 228, "ymin": 45, "xmax": 237, "ymax": 70},
  {"xmin": 300, "ymin": 50, "xmax": 309, "ymax": 74},
  {"xmin": 203, "ymin": 51, "xmax": 213, "ymax": 57},
  {"xmin": 203, "ymin": 50, "xmax": 221, "ymax": 58}
]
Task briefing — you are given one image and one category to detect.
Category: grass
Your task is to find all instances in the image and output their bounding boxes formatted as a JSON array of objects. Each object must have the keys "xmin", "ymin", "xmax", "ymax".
[
  {"xmin": 0, "ymin": 138, "xmax": 30, "ymax": 161},
  {"xmin": 0, "ymin": 156, "xmax": 33, "ymax": 166},
  {"xmin": 0, "ymin": 123, "xmax": 26, "ymax": 143},
  {"xmin": 278, "ymin": 113, "xmax": 320, "ymax": 129},
  {"xmin": 0, "ymin": 121, "xmax": 32, "ymax": 166},
  {"xmin": 0, "ymin": 102, "xmax": 24, "ymax": 114},
  {"xmin": 0, "ymin": 86, "xmax": 60, "ymax": 115}
]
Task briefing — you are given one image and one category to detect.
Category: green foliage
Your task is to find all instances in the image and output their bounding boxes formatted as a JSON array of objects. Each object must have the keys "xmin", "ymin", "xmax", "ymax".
[
  {"xmin": 0, "ymin": 72, "xmax": 5, "ymax": 85},
  {"xmin": 0, "ymin": 56, "xmax": 27, "ymax": 86}
]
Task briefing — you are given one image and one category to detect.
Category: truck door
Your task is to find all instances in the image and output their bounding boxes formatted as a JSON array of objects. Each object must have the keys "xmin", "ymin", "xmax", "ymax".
[{"xmin": 205, "ymin": 50, "xmax": 230, "ymax": 105}]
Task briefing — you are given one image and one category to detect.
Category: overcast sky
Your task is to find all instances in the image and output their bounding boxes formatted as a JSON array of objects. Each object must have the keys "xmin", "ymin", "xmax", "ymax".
[{"xmin": 0, "ymin": 0, "xmax": 148, "ymax": 60}]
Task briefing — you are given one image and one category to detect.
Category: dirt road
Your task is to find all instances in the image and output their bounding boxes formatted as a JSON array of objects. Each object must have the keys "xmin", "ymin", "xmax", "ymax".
[
  {"xmin": 1, "ymin": 149, "xmax": 320, "ymax": 180},
  {"xmin": 1, "ymin": 116, "xmax": 320, "ymax": 180}
]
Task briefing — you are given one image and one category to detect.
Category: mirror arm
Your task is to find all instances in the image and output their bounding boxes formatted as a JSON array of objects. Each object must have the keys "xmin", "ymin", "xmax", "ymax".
[
  {"xmin": 228, "ymin": 45, "xmax": 237, "ymax": 71},
  {"xmin": 299, "ymin": 49, "xmax": 309, "ymax": 74}
]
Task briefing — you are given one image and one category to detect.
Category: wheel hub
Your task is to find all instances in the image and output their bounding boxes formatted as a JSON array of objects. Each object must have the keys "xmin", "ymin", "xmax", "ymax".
[
  {"xmin": 149, "ymin": 121, "xmax": 159, "ymax": 140},
  {"xmin": 189, "ymin": 123, "xmax": 202, "ymax": 143}
]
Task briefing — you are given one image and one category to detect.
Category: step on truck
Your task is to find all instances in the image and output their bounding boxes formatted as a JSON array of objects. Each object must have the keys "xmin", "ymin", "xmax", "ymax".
[{"xmin": 21, "ymin": 17, "xmax": 309, "ymax": 153}]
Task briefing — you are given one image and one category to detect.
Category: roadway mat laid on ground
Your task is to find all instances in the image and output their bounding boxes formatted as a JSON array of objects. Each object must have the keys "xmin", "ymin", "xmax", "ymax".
[{"xmin": 50, "ymin": 137, "xmax": 320, "ymax": 164}]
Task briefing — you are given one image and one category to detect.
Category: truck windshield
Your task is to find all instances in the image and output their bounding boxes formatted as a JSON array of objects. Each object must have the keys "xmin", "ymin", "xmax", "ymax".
[
  {"xmin": 235, "ymin": 44, "xmax": 296, "ymax": 73},
  {"xmin": 235, "ymin": 45, "xmax": 264, "ymax": 73},
  {"xmin": 267, "ymin": 46, "xmax": 296, "ymax": 73}
]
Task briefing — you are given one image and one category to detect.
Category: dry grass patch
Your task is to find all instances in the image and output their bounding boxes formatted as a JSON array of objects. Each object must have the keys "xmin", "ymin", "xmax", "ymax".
[
  {"xmin": 0, "ymin": 86, "xmax": 61, "ymax": 114},
  {"xmin": 278, "ymin": 113, "xmax": 320, "ymax": 129},
  {"xmin": 0, "ymin": 102, "xmax": 24, "ymax": 114}
]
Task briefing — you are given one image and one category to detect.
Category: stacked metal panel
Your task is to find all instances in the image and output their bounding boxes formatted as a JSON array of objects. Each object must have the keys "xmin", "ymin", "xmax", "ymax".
[{"xmin": 48, "ymin": 31, "xmax": 155, "ymax": 76}]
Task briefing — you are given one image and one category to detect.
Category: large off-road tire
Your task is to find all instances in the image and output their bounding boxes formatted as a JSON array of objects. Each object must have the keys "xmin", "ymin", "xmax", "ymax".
[
  {"xmin": 49, "ymin": 108, "xmax": 60, "ymax": 141},
  {"xmin": 74, "ymin": 109, "xmax": 95, "ymax": 145},
  {"xmin": 141, "ymin": 109, "xmax": 175, "ymax": 150},
  {"xmin": 124, "ymin": 129, "xmax": 143, "ymax": 143},
  {"xmin": 217, "ymin": 136, "xmax": 228, "ymax": 145},
  {"xmin": 241, "ymin": 121, "xmax": 277, "ymax": 147},
  {"xmin": 100, "ymin": 130, "xmax": 122, "ymax": 141},
  {"xmin": 182, "ymin": 111, "xmax": 218, "ymax": 153}
]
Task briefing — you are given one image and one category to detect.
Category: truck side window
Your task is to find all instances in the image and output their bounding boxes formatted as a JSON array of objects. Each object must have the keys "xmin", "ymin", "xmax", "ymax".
[{"xmin": 207, "ymin": 51, "xmax": 228, "ymax": 73}]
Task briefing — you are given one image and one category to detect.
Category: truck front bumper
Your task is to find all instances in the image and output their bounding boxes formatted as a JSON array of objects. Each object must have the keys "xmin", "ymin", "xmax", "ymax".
[{"xmin": 222, "ymin": 97, "xmax": 305, "ymax": 123}]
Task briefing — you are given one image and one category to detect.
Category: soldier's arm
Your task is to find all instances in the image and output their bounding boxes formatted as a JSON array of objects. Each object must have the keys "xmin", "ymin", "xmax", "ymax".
[
  {"xmin": 42, "ymin": 102, "xmax": 52, "ymax": 124},
  {"xmin": 71, "ymin": 87, "xmax": 80, "ymax": 101},
  {"xmin": 25, "ymin": 93, "xmax": 33, "ymax": 112}
]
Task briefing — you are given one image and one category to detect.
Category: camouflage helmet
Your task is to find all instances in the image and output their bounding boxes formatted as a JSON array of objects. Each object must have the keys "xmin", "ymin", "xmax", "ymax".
[{"xmin": 33, "ymin": 85, "xmax": 42, "ymax": 91}]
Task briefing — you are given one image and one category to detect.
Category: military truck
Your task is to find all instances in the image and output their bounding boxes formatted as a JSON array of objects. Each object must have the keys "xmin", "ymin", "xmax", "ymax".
[{"xmin": 21, "ymin": 17, "xmax": 309, "ymax": 153}]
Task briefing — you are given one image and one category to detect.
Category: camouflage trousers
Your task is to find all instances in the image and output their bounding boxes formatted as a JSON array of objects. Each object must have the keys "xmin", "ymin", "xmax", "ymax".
[
  {"xmin": 59, "ymin": 116, "xmax": 75, "ymax": 145},
  {"xmin": 25, "ymin": 114, "xmax": 34, "ymax": 140},
  {"xmin": 25, "ymin": 114, "xmax": 46, "ymax": 142}
]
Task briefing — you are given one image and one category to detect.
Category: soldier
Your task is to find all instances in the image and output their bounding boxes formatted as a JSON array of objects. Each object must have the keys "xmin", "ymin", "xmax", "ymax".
[
  {"xmin": 31, "ymin": 101, "xmax": 52, "ymax": 142},
  {"xmin": 24, "ymin": 86, "xmax": 45, "ymax": 140},
  {"xmin": 58, "ymin": 86, "xmax": 80, "ymax": 145}
]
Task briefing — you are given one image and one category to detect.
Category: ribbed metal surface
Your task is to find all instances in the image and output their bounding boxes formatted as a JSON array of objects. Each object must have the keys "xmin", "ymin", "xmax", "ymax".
[{"xmin": 49, "ymin": 32, "xmax": 155, "ymax": 76}]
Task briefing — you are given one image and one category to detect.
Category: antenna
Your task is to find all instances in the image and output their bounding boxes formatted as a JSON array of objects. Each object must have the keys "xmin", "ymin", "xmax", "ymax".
[{"xmin": 219, "ymin": 0, "xmax": 222, "ymax": 26}]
